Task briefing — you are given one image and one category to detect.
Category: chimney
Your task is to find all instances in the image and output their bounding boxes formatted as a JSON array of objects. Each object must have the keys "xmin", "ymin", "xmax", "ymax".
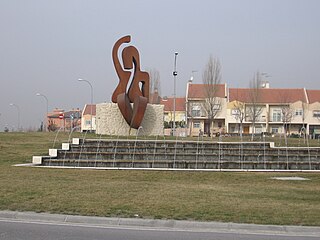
[{"xmin": 261, "ymin": 81, "xmax": 270, "ymax": 89}]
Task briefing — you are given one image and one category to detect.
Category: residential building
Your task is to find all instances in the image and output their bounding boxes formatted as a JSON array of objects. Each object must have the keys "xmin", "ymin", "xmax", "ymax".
[
  {"xmin": 227, "ymin": 87, "xmax": 309, "ymax": 135},
  {"xmin": 186, "ymin": 82, "xmax": 227, "ymax": 136},
  {"xmin": 160, "ymin": 97, "xmax": 186, "ymax": 136},
  {"xmin": 47, "ymin": 108, "xmax": 81, "ymax": 132},
  {"xmin": 81, "ymin": 104, "xmax": 96, "ymax": 132},
  {"xmin": 305, "ymin": 90, "xmax": 320, "ymax": 136},
  {"xmin": 184, "ymin": 81, "xmax": 320, "ymax": 136}
]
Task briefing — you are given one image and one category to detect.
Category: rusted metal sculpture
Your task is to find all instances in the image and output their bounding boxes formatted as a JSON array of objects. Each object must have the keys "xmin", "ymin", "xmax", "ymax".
[{"xmin": 112, "ymin": 35, "xmax": 149, "ymax": 129}]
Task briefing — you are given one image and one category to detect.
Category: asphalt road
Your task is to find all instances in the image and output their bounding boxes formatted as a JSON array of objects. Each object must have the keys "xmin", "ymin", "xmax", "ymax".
[{"xmin": 1, "ymin": 219, "xmax": 319, "ymax": 240}]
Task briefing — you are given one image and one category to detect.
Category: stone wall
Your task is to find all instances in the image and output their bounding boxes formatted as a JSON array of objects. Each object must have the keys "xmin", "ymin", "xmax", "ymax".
[{"xmin": 96, "ymin": 103, "xmax": 164, "ymax": 136}]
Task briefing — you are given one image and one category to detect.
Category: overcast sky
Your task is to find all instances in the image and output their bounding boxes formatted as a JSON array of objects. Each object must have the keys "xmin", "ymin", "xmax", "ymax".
[{"xmin": 0, "ymin": 0, "xmax": 320, "ymax": 130}]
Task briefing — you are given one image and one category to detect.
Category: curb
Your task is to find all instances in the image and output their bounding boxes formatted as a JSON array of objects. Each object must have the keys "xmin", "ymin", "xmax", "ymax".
[{"xmin": 1, "ymin": 211, "xmax": 320, "ymax": 237}]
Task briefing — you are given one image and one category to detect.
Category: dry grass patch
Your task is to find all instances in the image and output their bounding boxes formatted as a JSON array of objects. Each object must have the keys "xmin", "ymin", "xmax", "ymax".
[{"xmin": 0, "ymin": 132, "xmax": 320, "ymax": 226}]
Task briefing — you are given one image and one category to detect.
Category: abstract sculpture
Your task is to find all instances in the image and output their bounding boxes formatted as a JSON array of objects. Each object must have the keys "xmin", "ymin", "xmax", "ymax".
[{"xmin": 112, "ymin": 35, "xmax": 150, "ymax": 129}]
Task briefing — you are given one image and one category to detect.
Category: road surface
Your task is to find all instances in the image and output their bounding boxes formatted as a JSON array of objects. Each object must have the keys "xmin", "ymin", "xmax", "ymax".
[{"xmin": 0, "ymin": 211, "xmax": 319, "ymax": 240}]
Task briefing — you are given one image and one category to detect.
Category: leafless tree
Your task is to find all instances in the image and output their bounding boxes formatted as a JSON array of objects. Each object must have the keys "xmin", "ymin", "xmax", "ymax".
[
  {"xmin": 277, "ymin": 92, "xmax": 294, "ymax": 145},
  {"xmin": 202, "ymin": 55, "xmax": 222, "ymax": 137},
  {"xmin": 247, "ymin": 72, "xmax": 263, "ymax": 140},
  {"xmin": 148, "ymin": 68, "xmax": 161, "ymax": 99},
  {"xmin": 187, "ymin": 101, "xmax": 203, "ymax": 136},
  {"xmin": 281, "ymin": 105, "xmax": 293, "ymax": 134},
  {"xmin": 233, "ymin": 100, "xmax": 247, "ymax": 138}
]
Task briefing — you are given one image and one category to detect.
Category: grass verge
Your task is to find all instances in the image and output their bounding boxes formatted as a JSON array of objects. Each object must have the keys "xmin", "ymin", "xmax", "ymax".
[{"xmin": 0, "ymin": 132, "xmax": 319, "ymax": 226}]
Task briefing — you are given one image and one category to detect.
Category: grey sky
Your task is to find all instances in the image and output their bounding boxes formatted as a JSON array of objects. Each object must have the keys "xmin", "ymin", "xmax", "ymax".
[{"xmin": 0, "ymin": 0, "xmax": 320, "ymax": 130}]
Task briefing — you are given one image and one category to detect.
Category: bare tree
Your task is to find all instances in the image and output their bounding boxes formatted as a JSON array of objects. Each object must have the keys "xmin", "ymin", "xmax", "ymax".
[
  {"xmin": 231, "ymin": 89, "xmax": 247, "ymax": 138},
  {"xmin": 148, "ymin": 68, "xmax": 161, "ymax": 100},
  {"xmin": 281, "ymin": 104, "xmax": 293, "ymax": 147},
  {"xmin": 187, "ymin": 101, "xmax": 204, "ymax": 136},
  {"xmin": 281, "ymin": 104, "xmax": 293, "ymax": 134},
  {"xmin": 202, "ymin": 55, "xmax": 222, "ymax": 137},
  {"xmin": 232, "ymin": 100, "xmax": 246, "ymax": 138},
  {"xmin": 277, "ymin": 92, "xmax": 294, "ymax": 146},
  {"xmin": 247, "ymin": 72, "xmax": 263, "ymax": 140}
]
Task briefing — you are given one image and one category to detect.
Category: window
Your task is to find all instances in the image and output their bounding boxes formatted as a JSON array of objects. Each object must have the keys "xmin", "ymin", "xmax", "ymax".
[
  {"xmin": 193, "ymin": 122, "xmax": 200, "ymax": 128},
  {"xmin": 231, "ymin": 109, "xmax": 240, "ymax": 116},
  {"xmin": 212, "ymin": 104, "xmax": 221, "ymax": 110},
  {"xmin": 295, "ymin": 109, "xmax": 303, "ymax": 116},
  {"xmin": 271, "ymin": 127, "xmax": 279, "ymax": 133},
  {"xmin": 191, "ymin": 105, "xmax": 201, "ymax": 117},
  {"xmin": 313, "ymin": 110, "xmax": 320, "ymax": 118},
  {"xmin": 255, "ymin": 126, "xmax": 262, "ymax": 134},
  {"xmin": 85, "ymin": 120, "xmax": 91, "ymax": 125},
  {"xmin": 272, "ymin": 109, "xmax": 281, "ymax": 122}
]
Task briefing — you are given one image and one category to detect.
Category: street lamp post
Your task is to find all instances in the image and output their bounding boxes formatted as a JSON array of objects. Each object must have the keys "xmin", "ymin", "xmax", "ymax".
[
  {"xmin": 36, "ymin": 93, "xmax": 49, "ymax": 131},
  {"xmin": 173, "ymin": 52, "xmax": 178, "ymax": 136},
  {"xmin": 78, "ymin": 78, "xmax": 94, "ymax": 132},
  {"xmin": 9, "ymin": 103, "xmax": 20, "ymax": 131}
]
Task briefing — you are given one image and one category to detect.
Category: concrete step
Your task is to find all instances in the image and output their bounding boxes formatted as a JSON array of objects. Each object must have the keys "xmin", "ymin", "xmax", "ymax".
[
  {"xmin": 34, "ymin": 138, "xmax": 320, "ymax": 170},
  {"xmin": 42, "ymin": 158, "xmax": 320, "ymax": 170}
]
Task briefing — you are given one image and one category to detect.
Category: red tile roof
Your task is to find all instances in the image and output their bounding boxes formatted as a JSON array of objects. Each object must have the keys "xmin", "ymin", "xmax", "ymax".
[
  {"xmin": 229, "ymin": 88, "xmax": 307, "ymax": 104},
  {"xmin": 306, "ymin": 90, "xmax": 320, "ymax": 103},
  {"xmin": 187, "ymin": 83, "xmax": 226, "ymax": 99},
  {"xmin": 83, "ymin": 104, "xmax": 96, "ymax": 115},
  {"xmin": 160, "ymin": 97, "xmax": 185, "ymax": 111}
]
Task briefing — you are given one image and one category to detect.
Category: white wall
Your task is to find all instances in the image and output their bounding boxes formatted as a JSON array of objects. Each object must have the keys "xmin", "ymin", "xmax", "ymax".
[{"xmin": 96, "ymin": 103, "xmax": 164, "ymax": 136}]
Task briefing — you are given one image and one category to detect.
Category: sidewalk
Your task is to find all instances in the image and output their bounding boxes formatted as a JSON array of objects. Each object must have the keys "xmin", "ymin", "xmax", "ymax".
[{"xmin": 1, "ymin": 210, "xmax": 320, "ymax": 237}]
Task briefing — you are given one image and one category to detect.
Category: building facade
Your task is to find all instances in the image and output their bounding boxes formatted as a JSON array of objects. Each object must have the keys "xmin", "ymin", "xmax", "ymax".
[
  {"xmin": 182, "ymin": 82, "xmax": 320, "ymax": 136},
  {"xmin": 186, "ymin": 82, "xmax": 227, "ymax": 136},
  {"xmin": 81, "ymin": 104, "xmax": 96, "ymax": 132},
  {"xmin": 160, "ymin": 97, "xmax": 186, "ymax": 136},
  {"xmin": 47, "ymin": 108, "xmax": 81, "ymax": 132}
]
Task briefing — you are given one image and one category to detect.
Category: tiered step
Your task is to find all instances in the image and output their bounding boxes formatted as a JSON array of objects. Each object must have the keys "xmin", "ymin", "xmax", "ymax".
[{"xmin": 37, "ymin": 138, "xmax": 320, "ymax": 170}]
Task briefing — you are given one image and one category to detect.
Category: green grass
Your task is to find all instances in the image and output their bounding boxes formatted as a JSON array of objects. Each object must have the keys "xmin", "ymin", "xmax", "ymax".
[{"xmin": 0, "ymin": 132, "xmax": 320, "ymax": 226}]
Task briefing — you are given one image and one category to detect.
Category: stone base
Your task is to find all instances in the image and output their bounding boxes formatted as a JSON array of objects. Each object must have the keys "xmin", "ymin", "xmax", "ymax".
[{"xmin": 96, "ymin": 103, "xmax": 164, "ymax": 136}]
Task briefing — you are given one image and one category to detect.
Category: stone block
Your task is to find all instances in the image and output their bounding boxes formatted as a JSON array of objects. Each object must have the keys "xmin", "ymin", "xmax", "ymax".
[
  {"xmin": 96, "ymin": 102, "xmax": 164, "ymax": 136},
  {"xmin": 62, "ymin": 143, "xmax": 69, "ymax": 150},
  {"xmin": 32, "ymin": 156, "xmax": 42, "ymax": 164},
  {"xmin": 49, "ymin": 149, "xmax": 57, "ymax": 157},
  {"xmin": 72, "ymin": 138, "xmax": 80, "ymax": 145}
]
